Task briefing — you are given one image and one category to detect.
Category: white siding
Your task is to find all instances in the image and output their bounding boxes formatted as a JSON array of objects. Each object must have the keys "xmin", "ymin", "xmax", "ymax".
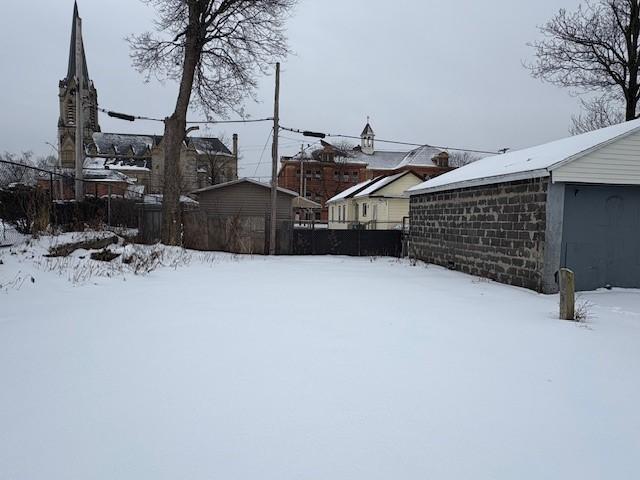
[
  {"xmin": 387, "ymin": 198, "xmax": 410, "ymax": 225},
  {"xmin": 552, "ymin": 129, "xmax": 640, "ymax": 184},
  {"xmin": 374, "ymin": 172, "xmax": 422, "ymax": 197}
]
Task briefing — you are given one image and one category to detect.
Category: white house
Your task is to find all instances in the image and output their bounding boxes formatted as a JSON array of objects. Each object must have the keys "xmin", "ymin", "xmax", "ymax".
[{"xmin": 327, "ymin": 171, "xmax": 423, "ymax": 230}]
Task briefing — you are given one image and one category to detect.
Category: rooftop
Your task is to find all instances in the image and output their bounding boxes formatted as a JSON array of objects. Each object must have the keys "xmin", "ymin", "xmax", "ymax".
[
  {"xmin": 409, "ymin": 118, "xmax": 640, "ymax": 195},
  {"xmin": 191, "ymin": 178, "xmax": 299, "ymax": 197}
]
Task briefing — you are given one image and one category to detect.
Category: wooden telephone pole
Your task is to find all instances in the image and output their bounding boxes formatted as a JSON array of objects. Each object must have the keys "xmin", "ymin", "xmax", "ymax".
[
  {"xmin": 299, "ymin": 144, "xmax": 305, "ymax": 196},
  {"xmin": 269, "ymin": 62, "xmax": 280, "ymax": 255}
]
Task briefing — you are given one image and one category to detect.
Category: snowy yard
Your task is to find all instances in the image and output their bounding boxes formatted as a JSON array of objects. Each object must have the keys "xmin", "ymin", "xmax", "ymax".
[{"xmin": 1, "ymin": 235, "xmax": 639, "ymax": 480}]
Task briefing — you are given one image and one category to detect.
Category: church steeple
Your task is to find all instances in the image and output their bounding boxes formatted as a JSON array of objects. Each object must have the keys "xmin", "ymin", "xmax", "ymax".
[
  {"xmin": 66, "ymin": 2, "xmax": 90, "ymax": 85},
  {"xmin": 58, "ymin": 1, "xmax": 100, "ymax": 169},
  {"xmin": 360, "ymin": 117, "xmax": 375, "ymax": 155}
]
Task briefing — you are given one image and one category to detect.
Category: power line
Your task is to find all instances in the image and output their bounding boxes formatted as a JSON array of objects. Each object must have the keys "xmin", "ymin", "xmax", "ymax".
[
  {"xmin": 253, "ymin": 129, "xmax": 273, "ymax": 177},
  {"xmin": 279, "ymin": 125, "xmax": 500, "ymax": 155},
  {"xmin": 98, "ymin": 107, "xmax": 273, "ymax": 125}
]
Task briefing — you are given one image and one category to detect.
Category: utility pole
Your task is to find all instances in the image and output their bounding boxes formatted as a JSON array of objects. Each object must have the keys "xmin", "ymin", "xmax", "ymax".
[
  {"xmin": 269, "ymin": 62, "xmax": 280, "ymax": 255},
  {"xmin": 299, "ymin": 144, "xmax": 304, "ymax": 196},
  {"xmin": 74, "ymin": 12, "xmax": 85, "ymax": 201}
]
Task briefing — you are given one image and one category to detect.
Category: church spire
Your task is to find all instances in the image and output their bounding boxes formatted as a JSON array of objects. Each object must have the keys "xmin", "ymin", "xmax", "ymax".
[
  {"xmin": 66, "ymin": 1, "xmax": 90, "ymax": 84},
  {"xmin": 58, "ymin": 1, "xmax": 100, "ymax": 170}
]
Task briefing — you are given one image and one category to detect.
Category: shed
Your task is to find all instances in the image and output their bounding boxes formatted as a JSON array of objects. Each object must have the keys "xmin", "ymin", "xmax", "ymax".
[
  {"xmin": 187, "ymin": 178, "xmax": 298, "ymax": 254},
  {"xmin": 408, "ymin": 119, "xmax": 640, "ymax": 293},
  {"xmin": 191, "ymin": 178, "xmax": 297, "ymax": 220}
]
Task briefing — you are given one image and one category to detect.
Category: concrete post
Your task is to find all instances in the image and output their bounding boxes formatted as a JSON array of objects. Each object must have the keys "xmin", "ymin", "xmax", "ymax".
[{"xmin": 559, "ymin": 268, "xmax": 575, "ymax": 320}]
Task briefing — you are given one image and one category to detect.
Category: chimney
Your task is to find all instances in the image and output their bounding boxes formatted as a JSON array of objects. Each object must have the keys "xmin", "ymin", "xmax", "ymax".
[{"xmin": 232, "ymin": 133, "xmax": 238, "ymax": 159}]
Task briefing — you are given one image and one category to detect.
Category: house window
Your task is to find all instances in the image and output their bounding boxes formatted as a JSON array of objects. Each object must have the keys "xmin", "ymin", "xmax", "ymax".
[
  {"xmin": 362, "ymin": 203, "xmax": 368, "ymax": 217},
  {"xmin": 315, "ymin": 170, "xmax": 321, "ymax": 179},
  {"xmin": 331, "ymin": 206, "xmax": 334, "ymax": 221},
  {"xmin": 342, "ymin": 205, "xmax": 346, "ymax": 221},
  {"xmin": 338, "ymin": 206, "xmax": 342, "ymax": 221}
]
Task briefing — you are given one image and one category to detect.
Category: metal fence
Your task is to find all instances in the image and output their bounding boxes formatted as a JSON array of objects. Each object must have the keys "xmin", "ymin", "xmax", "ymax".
[
  {"xmin": 292, "ymin": 228, "xmax": 404, "ymax": 257},
  {"xmin": 0, "ymin": 159, "xmax": 146, "ymax": 246}
]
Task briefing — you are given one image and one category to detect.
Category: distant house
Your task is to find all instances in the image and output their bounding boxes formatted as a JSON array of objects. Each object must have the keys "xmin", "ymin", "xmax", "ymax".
[
  {"xmin": 409, "ymin": 119, "xmax": 640, "ymax": 293},
  {"xmin": 327, "ymin": 171, "xmax": 423, "ymax": 230},
  {"xmin": 278, "ymin": 121, "xmax": 454, "ymax": 222}
]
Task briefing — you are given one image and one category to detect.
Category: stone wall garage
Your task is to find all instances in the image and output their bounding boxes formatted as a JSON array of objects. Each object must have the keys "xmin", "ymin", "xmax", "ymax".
[{"xmin": 409, "ymin": 119, "xmax": 640, "ymax": 293}]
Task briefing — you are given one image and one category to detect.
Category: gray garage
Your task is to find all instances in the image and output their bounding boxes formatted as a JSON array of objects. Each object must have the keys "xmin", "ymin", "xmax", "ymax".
[
  {"xmin": 409, "ymin": 118, "xmax": 640, "ymax": 293},
  {"xmin": 561, "ymin": 184, "xmax": 640, "ymax": 291}
]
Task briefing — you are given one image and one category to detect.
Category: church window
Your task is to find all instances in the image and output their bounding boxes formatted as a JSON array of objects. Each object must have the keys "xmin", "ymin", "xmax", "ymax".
[{"xmin": 66, "ymin": 101, "xmax": 75, "ymax": 126}]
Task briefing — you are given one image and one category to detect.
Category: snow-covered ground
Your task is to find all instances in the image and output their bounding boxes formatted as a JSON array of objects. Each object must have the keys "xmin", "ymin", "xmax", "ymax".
[{"xmin": 1, "ymin": 235, "xmax": 639, "ymax": 480}]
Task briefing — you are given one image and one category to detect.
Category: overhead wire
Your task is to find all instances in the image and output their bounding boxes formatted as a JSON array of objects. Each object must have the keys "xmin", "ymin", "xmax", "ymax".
[
  {"xmin": 279, "ymin": 125, "xmax": 500, "ymax": 156},
  {"xmin": 98, "ymin": 107, "xmax": 273, "ymax": 125}
]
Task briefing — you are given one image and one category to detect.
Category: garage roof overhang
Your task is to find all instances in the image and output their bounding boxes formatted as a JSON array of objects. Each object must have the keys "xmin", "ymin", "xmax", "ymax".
[{"xmin": 408, "ymin": 169, "xmax": 550, "ymax": 195}]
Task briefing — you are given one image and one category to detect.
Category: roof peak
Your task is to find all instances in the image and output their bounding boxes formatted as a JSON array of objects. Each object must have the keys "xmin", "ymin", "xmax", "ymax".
[
  {"xmin": 361, "ymin": 122, "xmax": 375, "ymax": 137},
  {"xmin": 66, "ymin": 1, "xmax": 90, "ymax": 84}
]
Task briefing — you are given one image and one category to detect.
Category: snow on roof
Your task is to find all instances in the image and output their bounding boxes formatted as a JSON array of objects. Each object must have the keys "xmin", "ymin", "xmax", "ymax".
[
  {"xmin": 90, "ymin": 133, "xmax": 232, "ymax": 158},
  {"xmin": 396, "ymin": 145, "xmax": 445, "ymax": 169},
  {"xmin": 326, "ymin": 177, "xmax": 382, "ymax": 203},
  {"xmin": 187, "ymin": 137, "xmax": 233, "ymax": 156},
  {"xmin": 409, "ymin": 118, "xmax": 640, "ymax": 195},
  {"xmin": 349, "ymin": 150, "xmax": 407, "ymax": 168},
  {"xmin": 341, "ymin": 146, "xmax": 445, "ymax": 170},
  {"xmin": 354, "ymin": 171, "xmax": 412, "ymax": 198},
  {"xmin": 84, "ymin": 156, "xmax": 150, "ymax": 172},
  {"xmin": 92, "ymin": 133, "xmax": 156, "ymax": 157},
  {"xmin": 143, "ymin": 194, "xmax": 198, "ymax": 205},
  {"xmin": 293, "ymin": 196, "xmax": 322, "ymax": 209}
]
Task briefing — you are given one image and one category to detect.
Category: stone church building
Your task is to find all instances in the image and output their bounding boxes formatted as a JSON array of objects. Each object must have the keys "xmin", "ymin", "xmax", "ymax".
[{"xmin": 58, "ymin": 3, "xmax": 238, "ymax": 195}]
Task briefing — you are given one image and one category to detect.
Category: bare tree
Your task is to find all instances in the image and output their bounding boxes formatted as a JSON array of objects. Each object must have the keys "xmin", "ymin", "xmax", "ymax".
[
  {"xmin": 0, "ymin": 152, "xmax": 35, "ymax": 187},
  {"xmin": 447, "ymin": 151, "xmax": 481, "ymax": 167},
  {"xmin": 129, "ymin": 0, "xmax": 296, "ymax": 245},
  {"xmin": 570, "ymin": 94, "xmax": 627, "ymax": 134},
  {"xmin": 528, "ymin": 0, "xmax": 640, "ymax": 131}
]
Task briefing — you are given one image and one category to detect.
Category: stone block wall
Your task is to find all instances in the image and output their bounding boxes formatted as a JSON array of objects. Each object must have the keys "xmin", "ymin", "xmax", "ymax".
[{"xmin": 409, "ymin": 178, "xmax": 549, "ymax": 292}]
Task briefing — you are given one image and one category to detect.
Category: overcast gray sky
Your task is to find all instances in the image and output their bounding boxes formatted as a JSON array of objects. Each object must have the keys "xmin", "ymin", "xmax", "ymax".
[{"xmin": 0, "ymin": 0, "xmax": 585, "ymax": 180}]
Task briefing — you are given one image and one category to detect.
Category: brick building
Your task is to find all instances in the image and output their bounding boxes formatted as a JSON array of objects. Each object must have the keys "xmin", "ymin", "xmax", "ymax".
[
  {"xmin": 409, "ymin": 119, "xmax": 640, "ymax": 293},
  {"xmin": 278, "ymin": 122, "xmax": 454, "ymax": 221}
]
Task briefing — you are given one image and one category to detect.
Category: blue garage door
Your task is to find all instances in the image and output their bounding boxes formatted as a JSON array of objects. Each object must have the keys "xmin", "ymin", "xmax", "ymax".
[{"xmin": 562, "ymin": 184, "xmax": 640, "ymax": 291}]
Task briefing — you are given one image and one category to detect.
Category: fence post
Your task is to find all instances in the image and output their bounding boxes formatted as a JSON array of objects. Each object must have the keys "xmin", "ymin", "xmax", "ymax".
[
  {"xmin": 559, "ymin": 268, "xmax": 575, "ymax": 320},
  {"xmin": 107, "ymin": 184, "xmax": 112, "ymax": 227}
]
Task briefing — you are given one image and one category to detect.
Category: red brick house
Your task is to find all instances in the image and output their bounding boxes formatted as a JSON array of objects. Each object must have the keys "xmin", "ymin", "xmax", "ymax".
[{"xmin": 277, "ymin": 122, "xmax": 454, "ymax": 221}]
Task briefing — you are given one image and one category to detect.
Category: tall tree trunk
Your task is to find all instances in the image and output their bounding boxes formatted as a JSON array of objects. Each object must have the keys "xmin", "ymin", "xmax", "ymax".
[
  {"xmin": 161, "ymin": 5, "xmax": 202, "ymax": 245},
  {"xmin": 627, "ymin": 0, "xmax": 640, "ymax": 120},
  {"xmin": 161, "ymin": 115, "xmax": 184, "ymax": 245}
]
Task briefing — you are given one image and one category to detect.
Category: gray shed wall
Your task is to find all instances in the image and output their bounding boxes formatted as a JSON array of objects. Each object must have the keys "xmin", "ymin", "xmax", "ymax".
[
  {"xmin": 410, "ymin": 178, "xmax": 549, "ymax": 292},
  {"xmin": 195, "ymin": 182, "xmax": 293, "ymax": 220}
]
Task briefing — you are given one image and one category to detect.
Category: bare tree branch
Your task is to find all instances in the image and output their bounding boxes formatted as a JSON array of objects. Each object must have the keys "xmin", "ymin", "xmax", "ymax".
[
  {"xmin": 570, "ymin": 94, "xmax": 627, "ymax": 133},
  {"xmin": 128, "ymin": 0, "xmax": 296, "ymax": 244},
  {"xmin": 527, "ymin": 0, "xmax": 640, "ymax": 125}
]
